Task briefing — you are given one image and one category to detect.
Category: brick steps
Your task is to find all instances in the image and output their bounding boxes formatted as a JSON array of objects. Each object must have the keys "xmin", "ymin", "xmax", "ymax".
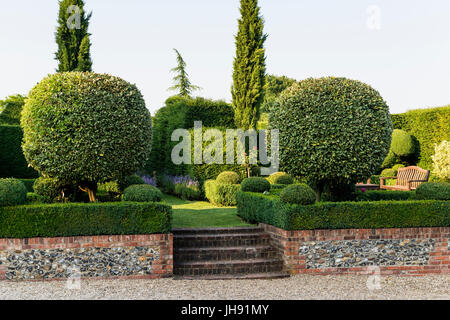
[
  {"xmin": 173, "ymin": 227, "xmax": 289, "ymax": 280},
  {"xmin": 174, "ymin": 245, "xmax": 280, "ymax": 262},
  {"xmin": 173, "ymin": 272, "xmax": 290, "ymax": 281}
]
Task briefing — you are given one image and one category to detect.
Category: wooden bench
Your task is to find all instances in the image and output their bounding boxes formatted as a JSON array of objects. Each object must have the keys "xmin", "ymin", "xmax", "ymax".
[{"xmin": 380, "ymin": 166, "xmax": 430, "ymax": 191}]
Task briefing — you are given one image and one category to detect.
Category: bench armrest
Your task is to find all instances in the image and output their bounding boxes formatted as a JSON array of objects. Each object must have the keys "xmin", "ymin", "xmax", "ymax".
[{"xmin": 380, "ymin": 176, "xmax": 397, "ymax": 187}]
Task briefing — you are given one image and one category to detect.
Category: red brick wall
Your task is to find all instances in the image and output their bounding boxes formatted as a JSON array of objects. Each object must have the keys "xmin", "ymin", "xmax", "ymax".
[
  {"xmin": 260, "ymin": 224, "xmax": 449, "ymax": 276},
  {"xmin": 0, "ymin": 234, "xmax": 173, "ymax": 281}
]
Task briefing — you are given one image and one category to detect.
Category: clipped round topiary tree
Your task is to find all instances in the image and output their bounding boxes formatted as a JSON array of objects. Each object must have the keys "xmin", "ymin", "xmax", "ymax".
[
  {"xmin": 280, "ymin": 184, "xmax": 316, "ymax": 205},
  {"xmin": 21, "ymin": 72, "xmax": 152, "ymax": 202},
  {"xmin": 270, "ymin": 77, "xmax": 392, "ymax": 201},
  {"xmin": 241, "ymin": 177, "xmax": 271, "ymax": 193},
  {"xmin": 381, "ymin": 150, "xmax": 397, "ymax": 169},
  {"xmin": 123, "ymin": 184, "xmax": 163, "ymax": 202},
  {"xmin": 390, "ymin": 129, "xmax": 416, "ymax": 157},
  {"xmin": 267, "ymin": 172, "xmax": 293, "ymax": 185},
  {"xmin": 216, "ymin": 171, "xmax": 240, "ymax": 185},
  {"xmin": 0, "ymin": 178, "xmax": 27, "ymax": 206}
]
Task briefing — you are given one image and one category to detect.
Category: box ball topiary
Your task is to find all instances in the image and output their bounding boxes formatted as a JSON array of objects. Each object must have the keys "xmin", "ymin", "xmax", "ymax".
[
  {"xmin": 241, "ymin": 177, "xmax": 271, "ymax": 193},
  {"xmin": 415, "ymin": 182, "xmax": 450, "ymax": 200},
  {"xmin": 280, "ymin": 184, "xmax": 316, "ymax": 205},
  {"xmin": 33, "ymin": 177, "xmax": 63, "ymax": 203},
  {"xmin": 123, "ymin": 184, "xmax": 163, "ymax": 202},
  {"xmin": 267, "ymin": 172, "xmax": 293, "ymax": 185},
  {"xmin": 216, "ymin": 171, "xmax": 240, "ymax": 185},
  {"xmin": 0, "ymin": 178, "xmax": 27, "ymax": 206},
  {"xmin": 390, "ymin": 129, "xmax": 416, "ymax": 157},
  {"xmin": 21, "ymin": 72, "xmax": 152, "ymax": 201},
  {"xmin": 270, "ymin": 77, "xmax": 392, "ymax": 201}
]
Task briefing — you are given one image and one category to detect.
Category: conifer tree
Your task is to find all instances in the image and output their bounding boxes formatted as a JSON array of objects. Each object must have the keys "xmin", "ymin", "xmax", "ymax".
[
  {"xmin": 231, "ymin": 0, "xmax": 267, "ymax": 130},
  {"xmin": 55, "ymin": 0, "xmax": 92, "ymax": 72},
  {"xmin": 169, "ymin": 49, "xmax": 201, "ymax": 97}
]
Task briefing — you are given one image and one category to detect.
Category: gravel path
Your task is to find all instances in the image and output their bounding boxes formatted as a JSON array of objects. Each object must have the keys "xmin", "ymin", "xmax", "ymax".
[{"xmin": 0, "ymin": 275, "xmax": 448, "ymax": 300}]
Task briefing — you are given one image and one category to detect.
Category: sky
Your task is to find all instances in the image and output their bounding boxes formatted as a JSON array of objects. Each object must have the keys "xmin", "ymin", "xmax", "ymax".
[{"xmin": 0, "ymin": 0, "xmax": 449, "ymax": 116}]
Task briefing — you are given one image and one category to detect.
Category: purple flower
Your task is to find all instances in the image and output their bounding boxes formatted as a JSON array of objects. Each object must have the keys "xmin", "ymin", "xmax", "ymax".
[{"xmin": 141, "ymin": 175, "xmax": 157, "ymax": 187}]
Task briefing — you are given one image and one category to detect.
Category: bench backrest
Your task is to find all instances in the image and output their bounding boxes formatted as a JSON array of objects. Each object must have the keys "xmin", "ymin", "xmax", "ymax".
[{"xmin": 396, "ymin": 166, "xmax": 430, "ymax": 189}]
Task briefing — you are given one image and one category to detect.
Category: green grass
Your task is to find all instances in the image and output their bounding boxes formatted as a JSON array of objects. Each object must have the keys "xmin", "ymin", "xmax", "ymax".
[{"xmin": 163, "ymin": 194, "xmax": 254, "ymax": 229}]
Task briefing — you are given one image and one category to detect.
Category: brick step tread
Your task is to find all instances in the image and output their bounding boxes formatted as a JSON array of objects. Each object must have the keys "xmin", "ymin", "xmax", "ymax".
[
  {"xmin": 174, "ymin": 232, "xmax": 270, "ymax": 240},
  {"xmin": 173, "ymin": 272, "xmax": 290, "ymax": 280},
  {"xmin": 172, "ymin": 227, "xmax": 262, "ymax": 235},
  {"xmin": 174, "ymin": 258, "xmax": 283, "ymax": 268},
  {"xmin": 174, "ymin": 245, "xmax": 275, "ymax": 253}
]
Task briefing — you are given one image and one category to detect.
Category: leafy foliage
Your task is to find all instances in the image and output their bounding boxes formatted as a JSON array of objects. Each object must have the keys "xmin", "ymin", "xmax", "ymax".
[
  {"xmin": 216, "ymin": 171, "xmax": 241, "ymax": 185},
  {"xmin": 0, "ymin": 125, "xmax": 39, "ymax": 179},
  {"xmin": 145, "ymin": 97, "xmax": 235, "ymax": 176},
  {"xmin": 232, "ymin": 0, "xmax": 267, "ymax": 129},
  {"xmin": 204, "ymin": 180, "xmax": 241, "ymax": 206},
  {"xmin": 33, "ymin": 177, "xmax": 63, "ymax": 203},
  {"xmin": 0, "ymin": 95, "xmax": 26, "ymax": 125},
  {"xmin": 262, "ymin": 75, "xmax": 295, "ymax": 113},
  {"xmin": 241, "ymin": 177, "xmax": 270, "ymax": 193},
  {"xmin": 270, "ymin": 77, "xmax": 392, "ymax": 200},
  {"xmin": 0, "ymin": 202, "xmax": 172, "ymax": 238},
  {"xmin": 280, "ymin": 184, "xmax": 315, "ymax": 205},
  {"xmin": 168, "ymin": 49, "xmax": 201, "ymax": 97},
  {"xmin": 0, "ymin": 178, "xmax": 27, "ymax": 207},
  {"xmin": 431, "ymin": 140, "xmax": 449, "ymax": 182},
  {"xmin": 266, "ymin": 172, "xmax": 293, "ymax": 185},
  {"xmin": 55, "ymin": 0, "xmax": 92, "ymax": 72},
  {"xmin": 118, "ymin": 174, "xmax": 145, "ymax": 192},
  {"xmin": 391, "ymin": 105, "xmax": 450, "ymax": 170},
  {"xmin": 123, "ymin": 184, "xmax": 163, "ymax": 203},
  {"xmin": 415, "ymin": 182, "xmax": 450, "ymax": 200},
  {"xmin": 21, "ymin": 72, "xmax": 152, "ymax": 201}
]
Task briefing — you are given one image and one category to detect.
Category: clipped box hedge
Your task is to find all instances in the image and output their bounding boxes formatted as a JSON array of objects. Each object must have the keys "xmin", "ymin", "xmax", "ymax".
[
  {"xmin": 355, "ymin": 190, "xmax": 415, "ymax": 201},
  {"xmin": 236, "ymin": 191, "xmax": 450, "ymax": 230},
  {"xmin": 0, "ymin": 202, "xmax": 172, "ymax": 238}
]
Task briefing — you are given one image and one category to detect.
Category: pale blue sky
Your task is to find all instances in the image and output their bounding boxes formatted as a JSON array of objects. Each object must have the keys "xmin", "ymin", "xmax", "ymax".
[{"xmin": 0, "ymin": 0, "xmax": 449, "ymax": 115}]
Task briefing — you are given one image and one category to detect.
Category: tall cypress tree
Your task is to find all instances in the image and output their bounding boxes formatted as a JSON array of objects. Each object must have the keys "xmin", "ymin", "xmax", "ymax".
[
  {"xmin": 231, "ymin": 0, "xmax": 267, "ymax": 130},
  {"xmin": 169, "ymin": 49, "xmax": 201, "ymax": 97},
  {"xmin": 55, "ymin": 0, "xmax": 92, "ymax": 72}
]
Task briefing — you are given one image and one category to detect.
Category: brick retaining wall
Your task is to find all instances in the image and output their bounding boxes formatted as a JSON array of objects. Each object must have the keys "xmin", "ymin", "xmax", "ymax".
[
  {"xmin": 260, "ymin": 224, "xmax": 449, "ymax": 276},
  {"xmin": 0, "ymin": 234, "xmax": 173, "ymax": 281}
]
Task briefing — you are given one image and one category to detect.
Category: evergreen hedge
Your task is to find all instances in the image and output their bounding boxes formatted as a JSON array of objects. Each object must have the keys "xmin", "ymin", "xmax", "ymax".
[
  {"xmin": 0, "ymin": 125, "xmax": 38, "ymax": 179},
  {"xmin": 0, "ymin": 202, "xmax": 172, "ymax": 238},
  {"xmin": 236, "ymin": 191, "xmax": 449, "ymax": 230},
  {"xmin": 204, "ymin": 180, "xmax": 240, "ymax": 206},
  {"xmin": 391, "ymin": 105, "xmax": 450, "ymax": 170}
]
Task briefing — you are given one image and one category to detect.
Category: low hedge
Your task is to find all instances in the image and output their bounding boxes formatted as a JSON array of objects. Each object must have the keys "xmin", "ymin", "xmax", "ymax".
[
  {"xmin": 204, "ymin": 180, "xmax": 240, "ymax": 206},
  {"xmin": 241, "ymin": 177, "xmax": 271, "ymax": 193},
  {"xmin": 0, "ymin": 202, "xmax": 172, "ymax": 238},
  {"xmin": 236, "ymin": 191, "xmax": 449, "ymax": 230},
  {"xmin": 355, "ymin": 190, "xmax": 415, "ymax": 201}
]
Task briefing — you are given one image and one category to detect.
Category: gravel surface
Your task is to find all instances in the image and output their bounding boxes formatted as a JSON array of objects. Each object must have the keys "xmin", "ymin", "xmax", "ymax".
[{"xmin": 1, "ymin": 275, "xmax": 449, "ymax": 300}]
